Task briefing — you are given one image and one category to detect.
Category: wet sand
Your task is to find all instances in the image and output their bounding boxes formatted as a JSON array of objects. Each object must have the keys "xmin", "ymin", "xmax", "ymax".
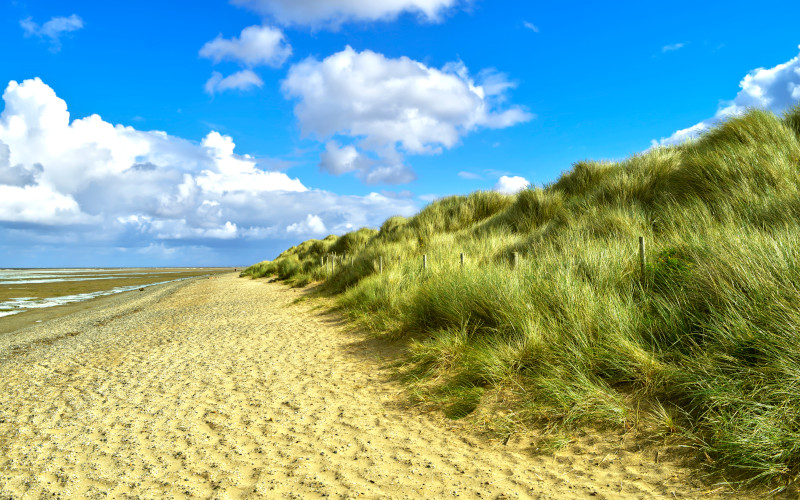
[
  {"xmin": 0, "ymin": 268, "xmax": 232, "ymax": 335},
  {"xmin": 0, "ymin": 273, "xmax": 742, "ymax": 498}
]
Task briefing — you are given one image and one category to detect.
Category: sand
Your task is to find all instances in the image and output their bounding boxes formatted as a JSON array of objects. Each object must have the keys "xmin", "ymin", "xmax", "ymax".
[{"xmin": 0, "ymin": 273, "xmax": 741, "ymax": 498}]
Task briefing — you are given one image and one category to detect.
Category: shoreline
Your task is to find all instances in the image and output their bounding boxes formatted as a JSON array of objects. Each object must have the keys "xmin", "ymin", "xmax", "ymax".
[{"xmin": 0, "ymin": 270, "xmax": 230, "ymax": 336}]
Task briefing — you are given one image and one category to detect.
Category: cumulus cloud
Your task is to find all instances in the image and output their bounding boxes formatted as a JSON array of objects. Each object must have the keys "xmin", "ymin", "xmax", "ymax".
[
  {"xmin": 205, "ymin": 70, "xmax": 264, "ymax": 94},
  {"xmin": 232, "ymin": 0, "xmax": 459, "ymax": 26},
  {"xmin": 0, "ymin": 184, "xmax": 92, "ymax": 225},
  {"xmin": 319, "ymin": 141, "xmax": 371, "ymax": 175},
  {"xmin": 359, "ymin": 163, "xmax": 417, "ymax": 185},
  {"xmin": 0, "ymin": 78, "xmax": 417, "ymax": 254},
  {"xmin": 494, "ymin": 175, "xmax": 530, "ymax": 194},
  {"xmin": 287, "ymin": 214, "xmax": 327, "ymax": 235},
  {"xmin": 200, "ymin": 25, "xmax": 291, "ymax": 67},
  {"xmin": 283, "ymin": 46, "xmax": 532, "ymax": 184},
  {"xmin": 20, "ymin": 14, "xmax": 83, "ymax": 52},
  {"xmin": 656, "ymin": 46, "xmax": 800, "ymax": 146},
  {"xmin": 0, "ymin": 141, "xmax": 42, "ymax": 186},
  {"xmin": 318, "ymin": 141, "xmax": 416, "ymax": 184}
]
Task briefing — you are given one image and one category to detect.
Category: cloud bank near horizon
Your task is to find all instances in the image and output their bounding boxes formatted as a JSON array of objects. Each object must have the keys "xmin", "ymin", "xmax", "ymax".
[{"xmin": 0, "ymin": 78, "xmax": 417, "ymax": 262}]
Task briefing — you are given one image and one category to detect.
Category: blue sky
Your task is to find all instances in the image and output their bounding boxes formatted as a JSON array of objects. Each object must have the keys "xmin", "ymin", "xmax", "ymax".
[{"xmin": 1, "ymin": 0, "xmax": 799, "ymax": 267}]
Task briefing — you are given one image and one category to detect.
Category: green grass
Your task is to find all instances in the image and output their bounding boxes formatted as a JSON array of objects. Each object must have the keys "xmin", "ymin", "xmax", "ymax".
[{"xmin": 241, "ymin": 109, "xmax": 800, "ymax": 488}]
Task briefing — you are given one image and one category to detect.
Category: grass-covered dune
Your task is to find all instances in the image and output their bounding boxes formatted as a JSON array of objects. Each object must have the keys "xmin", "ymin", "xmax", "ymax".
[{"xmin": 243, "ymin": 107, "xmax": 800, "ymax": 486}]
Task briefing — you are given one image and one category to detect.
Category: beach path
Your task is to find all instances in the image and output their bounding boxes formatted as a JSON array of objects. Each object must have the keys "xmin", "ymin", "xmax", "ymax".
[{"xmin": 0, "ymin": 273, "xmax": 720, "ymax": 498}]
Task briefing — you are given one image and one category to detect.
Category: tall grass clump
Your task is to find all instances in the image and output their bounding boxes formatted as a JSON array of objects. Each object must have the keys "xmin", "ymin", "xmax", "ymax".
[
  {"xmin": 783, "ymin": 104, "xmax": 800, "ymax": 140},
  {"xmin": 665, "ymin": 110, "xmax": 800, "ymax": 208},
  {"xmin": 409, "ymin": 191, "xmax": 514, "ymax": 236},
  {"xmin": 239, "ymin": 234, "xmax": 339, "ymax": 283},
  {"xmin": 243, "ymin": 108, "xmax": 800, "ymax": 488},
  {"xmin": 491, "ymin": 188, "xmax": 565, "ymax": 233},
  {"xmin": 329, "ymin": 227, "xmax": 378, "ymax": 256}
]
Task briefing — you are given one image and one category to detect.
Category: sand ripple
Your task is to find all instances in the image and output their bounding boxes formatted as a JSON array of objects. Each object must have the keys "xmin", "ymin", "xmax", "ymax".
[{"xmin": 0, "ymin": 274, "xmax": 728, "ymax": 498}]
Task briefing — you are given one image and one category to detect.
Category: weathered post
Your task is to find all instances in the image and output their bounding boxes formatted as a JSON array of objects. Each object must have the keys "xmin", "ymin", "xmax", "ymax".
[
  {"xmin": 512, "ymin": 251, "xmax": 519, "ymax": 269},
  {"xmin": 460, "ymin": 252, "xmax": 465, "ymax": 267},
  {"xmin": 639, "ymin": 236, "xmax": 646, "ymax": 275},
  {"xmin": 423, "ymin": 254, "xmax": 428, "ymax": 270}
]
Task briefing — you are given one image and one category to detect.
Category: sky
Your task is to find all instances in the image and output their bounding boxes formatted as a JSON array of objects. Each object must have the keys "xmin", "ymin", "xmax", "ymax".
[{"xmin": 1, "ymin": 0, "xmax": 800, "ymax": 267}]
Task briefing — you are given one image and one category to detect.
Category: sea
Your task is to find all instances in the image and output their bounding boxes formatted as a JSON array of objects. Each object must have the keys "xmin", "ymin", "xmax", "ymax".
[{"xmin": 0, "ymin": 268, "xmax": 226, "ymax": 318}]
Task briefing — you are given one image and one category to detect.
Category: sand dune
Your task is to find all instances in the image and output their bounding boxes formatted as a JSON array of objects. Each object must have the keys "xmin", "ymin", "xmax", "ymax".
[{"xmin": 0, "ymin": 273, "xmax": 735, "ymax": 498}]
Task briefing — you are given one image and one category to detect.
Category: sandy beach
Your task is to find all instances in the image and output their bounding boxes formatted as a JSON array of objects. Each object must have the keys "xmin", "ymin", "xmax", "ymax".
[{"xmin": 0, "ymin": 273, "xmax": 735, "ymax": 498}]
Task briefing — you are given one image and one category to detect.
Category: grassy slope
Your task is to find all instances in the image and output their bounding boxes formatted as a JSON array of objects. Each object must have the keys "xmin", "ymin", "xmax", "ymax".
[{"xmin": 242, "ymin": 107, "xmax": 800, "ymax": 486}]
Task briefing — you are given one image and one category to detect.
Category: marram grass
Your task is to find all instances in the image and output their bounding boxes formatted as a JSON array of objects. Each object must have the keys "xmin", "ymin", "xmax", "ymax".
[{"xmin": 242, "ymin": 109, "xmax": 800, "ymax": 487}]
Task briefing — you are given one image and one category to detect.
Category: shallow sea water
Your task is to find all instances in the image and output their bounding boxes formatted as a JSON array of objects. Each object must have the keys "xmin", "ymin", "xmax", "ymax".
[{"xmin": 0, "ymin": 268, "xmax": 226, "ymax": 318}]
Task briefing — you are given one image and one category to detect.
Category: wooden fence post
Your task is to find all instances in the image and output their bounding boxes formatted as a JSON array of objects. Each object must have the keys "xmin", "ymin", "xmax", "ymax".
[
  {"xmin": 512, "ymin": 251, "xmax": 519, "ymax": 269},
  {"xmin": 639, "ymin": 236, "xmax": 646, "ymax": 275},
  {"xmin": 460, "ymin": 252, "xmax": 465, "ymax": 267},
  {"xmin": 423, "ymin": 254, "xmax": 428, "ymax": 270}
]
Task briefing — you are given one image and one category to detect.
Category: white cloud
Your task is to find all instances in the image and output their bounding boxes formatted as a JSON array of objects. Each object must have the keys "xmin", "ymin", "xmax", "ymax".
[
  {"xmin": 0, "ymin": 184, "xmax": 93, "ymax": 225},
  {"xmin": 662, "ymin": 42, "xmax": 686, "ymax": 53},
  {"xmin": 657, "ymin": 45, "xmax": 800, "ymax": 146},
  {"xmin": 231, "ymin": 0, "xmax": 459, "ymax": 26},
  {"xmin": 149, "ymin": 219, "xmax": 240, "ymax": 240},
  {"xmin": 197, "ymin": 131, "xmax": 307, "ymax": 193},
  {"xmin": 200, "ymin": 25, "xmax": 291, "ymax": 67},
  {"xmin": 286, "ymin": 214, "xmax": 327, "ymax": 235},
  {"xmin": 523, "ymin": 21, "xmax": 539, "ymax": 33},
  {"xmin": 494, "ymin": 175, "xmax": 530, "ymax": 194},
  {"xmin": 650, "ymin": 121, "xmax": 711, "ymax": 149},
  {"xmin": 205, "ymin": 70, "xmax": 264, "ymax": 94},
  {"xmin": 0, "ymin": 78, "xmax": 417, "ymax": 250},
  {"xmin": 0, "ymin": 141, "xmax": 42, "ymax": 186},
  {"xmin": 319, "ymin": 141, "xmax": 371, "ymax": 175},
  {"xmin": 20, "ymin": 14, "xmax": 83, "ymax": 52},
  {"xmin": 282, "ymin": 46, "xmax": 532, "ymax": 184},
  {"xmin": 318, "ymin": 141, "xmax": 416, "ymax": 184},
  {"xmin": 359, "ymin": 163, "xmax": 417, "ymax": 185}
]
